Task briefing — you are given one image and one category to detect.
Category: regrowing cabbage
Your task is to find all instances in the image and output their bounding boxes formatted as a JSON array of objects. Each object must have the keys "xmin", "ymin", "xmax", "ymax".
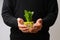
[{"xmin": 24, "ymin": 10, "xmax": 34, "ymax": 22}]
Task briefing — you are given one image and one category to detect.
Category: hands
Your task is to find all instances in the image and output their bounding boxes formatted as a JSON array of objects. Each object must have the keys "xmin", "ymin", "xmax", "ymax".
[
  {"xmin": 17, "ymin": 18, "xmax": 29, "ymax": 33},
  {"xmin": 29, "ymin": 18, "xmax": 43, "ymax": 33},
  {"xmin": 17, "ymin": 18, "xmax": 43, "ymax": 33}
]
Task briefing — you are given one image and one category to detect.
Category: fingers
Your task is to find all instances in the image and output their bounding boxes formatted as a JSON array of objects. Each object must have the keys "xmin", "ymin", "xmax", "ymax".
[
  {"xmin": 33, "ymin": 23, "xmax": 41, "ymax": 29},
  {"xmin": 17, "ymin": 18, "xmax": 24, "ymax": 24},
  {"xmin": 36, "ymin": 18, "xmax": 42, "ymax": 24},
  {"xmin": 34, "ymin": 23, "xmax": 42, "ymax": 30},
  {"xmin": 19, "ymin": 27, "xmax": 29, "ymax": 33},
  {"xmin": 32, "ymin": 23, "xmax": 38, "ymax": 30},
  {"xmin": 29, "ymin": 23, "xmax": 38, "ymax": 33},
  {"xmin": 19, "ymin": 27, "xmax": 28, "ymax": 31},
  {"xmin": 18, "ymin": 25, "xmax": 29, "ymax": 33},
  {"xmin": 29, "ymin": 23, "xmax": 42, "ymax": 33},
  {"xmin": 29, "ymin": 28, "xmax": 38, "ymax": 33},
  {"xmin": 18, "ymin": 24, "xmax": 27, "ymax": 28},
  {"xmin": 17, "ymin": 18, "xmax": 29, "ymax": 33}
]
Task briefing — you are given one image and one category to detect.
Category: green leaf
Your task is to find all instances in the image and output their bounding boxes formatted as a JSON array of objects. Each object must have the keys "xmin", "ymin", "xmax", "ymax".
[{"xmin": 24, "ymin": 10, "xmax": 34, "ymax": 22}]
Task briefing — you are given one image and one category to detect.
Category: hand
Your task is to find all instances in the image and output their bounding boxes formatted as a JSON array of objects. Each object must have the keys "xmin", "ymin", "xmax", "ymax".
[
  {"xmin": 17, "ymin": 18, "xmax": 29, "ymax": 33},
  {"xmin": 29, "ymin": 18, "xmax": 43, "ymax": 33}
]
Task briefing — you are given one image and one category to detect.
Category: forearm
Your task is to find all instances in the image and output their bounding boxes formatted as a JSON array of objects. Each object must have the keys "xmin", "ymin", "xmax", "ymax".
[
  {"xmin": 42, "ymin": 0, "xmax": 58, "ymax": 27},
  {"xmin": 1, "ymin": 0, "xmax": 18, "ymax": 28}
]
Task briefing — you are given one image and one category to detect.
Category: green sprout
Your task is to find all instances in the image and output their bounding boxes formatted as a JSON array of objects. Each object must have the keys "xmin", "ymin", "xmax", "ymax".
[{"xmin": 24, "ymin": 10, "xmax": 34, "ymax": 22}]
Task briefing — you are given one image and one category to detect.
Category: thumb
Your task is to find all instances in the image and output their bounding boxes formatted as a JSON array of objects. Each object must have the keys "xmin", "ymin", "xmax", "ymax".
[
  {"xmin": 17, "ymin": 18, "xmax": 24, "ymax": 24},
  {"xmin": 36, "ymin": 18, "xmax": 42, "ymax": 23}
]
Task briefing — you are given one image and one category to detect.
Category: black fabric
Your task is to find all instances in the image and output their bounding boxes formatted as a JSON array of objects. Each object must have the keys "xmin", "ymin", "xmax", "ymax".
[
  {"xmin": 10, "ymin": 27, "xmax": 50, "ymax": 40},
  {"xmin": 1, "ymin": 0, "xmax": 58, "ymax": 40}
]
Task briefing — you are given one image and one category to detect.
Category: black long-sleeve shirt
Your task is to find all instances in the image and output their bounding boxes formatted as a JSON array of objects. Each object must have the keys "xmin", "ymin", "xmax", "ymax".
[{"xmin": 1, "ymin": 0, "xmax": 58, "ymax": 40}]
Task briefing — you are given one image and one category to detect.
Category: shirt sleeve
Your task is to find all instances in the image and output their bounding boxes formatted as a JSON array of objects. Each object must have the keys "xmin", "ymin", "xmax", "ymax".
[
  {"xmin": 42, "ymin": 0, "xmax": 58, "ymax": 28},
  {"xmin": 1, "ymin": 0, "xmax": 18, "ymax": 28}
]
